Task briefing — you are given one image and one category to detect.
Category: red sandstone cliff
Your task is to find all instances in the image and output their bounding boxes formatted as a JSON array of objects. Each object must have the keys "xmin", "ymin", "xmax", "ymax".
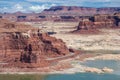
[
  {"xmin": 0, "ymin": 19, "xmax": 70, "ymax": 68},
  {"xmin": 72, "ymin": 13, "xmax": 120, "ymax": 34}
]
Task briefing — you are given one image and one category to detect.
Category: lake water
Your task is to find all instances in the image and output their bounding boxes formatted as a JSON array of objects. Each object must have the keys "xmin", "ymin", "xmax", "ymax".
[
  {"xmin": 80, "ymin": 60, "xmax": 120, "ymax": 75},
  {"xmin": 0, "ymin": 60, "xmax": 120, "ymax": 80}
]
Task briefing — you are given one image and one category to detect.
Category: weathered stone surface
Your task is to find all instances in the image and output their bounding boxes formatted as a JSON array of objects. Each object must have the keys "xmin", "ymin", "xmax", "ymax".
[
  {"xmin": 93, "ymin": 14, "xmax": 116, "ymax": 28},
  {"xmin": 72, "ymin": 18, "xmax": 99, "ymax": 34},
  {"xmin": 77, "ymin": 19, "xmax": 94, "ymax": 30},
  {"xmin": 72, "ymin": 13, "xmax": 120, "ymax": 34},
  {"xmin": 0, "ymin": 19, "xmax": 70, "ymax": 68}
]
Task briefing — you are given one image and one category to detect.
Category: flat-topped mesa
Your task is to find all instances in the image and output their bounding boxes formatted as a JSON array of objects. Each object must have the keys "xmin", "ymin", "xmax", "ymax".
[
  {"xmin": 42, "ymin": 6, "xmax": 120, "ymax": 16},
  {"xmin": 75, "ymin": 13, "xmax": 120, "ymax": 34},
  {"xmin": 93, "ymin": 13, "xmax": 120, "ymax": 28},
  {"xmin": 93, "ymin": 14, "xmax": 117, "ymax": 28}
]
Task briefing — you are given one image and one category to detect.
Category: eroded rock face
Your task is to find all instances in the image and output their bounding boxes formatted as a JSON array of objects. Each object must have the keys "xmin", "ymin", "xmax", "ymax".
[
  {"xmin": 20, "ymin": 33, "xmax": 69, "ymax": 63},
  {"xmin": 73, "ymin": 19, "xmax": 99, "ymax": 34},
  {"xmin": 93, "ymin": 14, "xmax": 116, "ymax": 28},
  {"xmin": 0, "ymin": 32, "xmax": 69, "ymax": 64},
  {"xmin": 74, "ymin": 13, "xmax": 120, "ymax": 34},
  {"xmin": 91, "ymin": 13, "xmax": 120, "ymax": 28},
  {"xmin": 0, "ymin": 19, "xmax": 70, "ymax": 68},
  {"xmin": 77, "ymin": 19, "xmax": 94, "ymax": 30}
]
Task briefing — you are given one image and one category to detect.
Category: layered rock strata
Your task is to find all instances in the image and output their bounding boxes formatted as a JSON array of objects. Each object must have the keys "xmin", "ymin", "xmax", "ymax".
[{"xmin": 0, "ymin": 19, "xmax": 70, "ymax": 68}]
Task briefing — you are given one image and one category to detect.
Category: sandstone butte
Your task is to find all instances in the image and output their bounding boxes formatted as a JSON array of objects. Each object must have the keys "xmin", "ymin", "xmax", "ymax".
[
  {"xmin": 0, "ymin": 19, "xmax": 76, "ymax": 68},
  {"xmin": 72, "ymin": 13, "xmax": 120, "ymax": 34}
]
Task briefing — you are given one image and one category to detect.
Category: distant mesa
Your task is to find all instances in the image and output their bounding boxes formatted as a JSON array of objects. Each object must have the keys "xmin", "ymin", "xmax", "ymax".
[
  {"xmin": 72, "ymin": 13, "xmax": 120, "ymax": 34},
  {"xmin": 0, "ymin": 6, "xmax": 120, "ymax": 22},
  {"xmin": 42, "ymin": 6, "xmax": 120, "ymax": 16}
]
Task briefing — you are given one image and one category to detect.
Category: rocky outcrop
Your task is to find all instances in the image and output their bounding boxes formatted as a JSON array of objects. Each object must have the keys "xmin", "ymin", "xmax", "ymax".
[
  {"xmin": 72, "ymin": 19, "xmax": 99, "ymax": 34},
  {"xmin": 93, "ymin": 14, "xmax": 117, "ymax": 28},
  {"xmin": 77, "ymin": 19, "xmax": 94, "ymax": 30},
  {"xmin": 0, "ymin": 19, "xmax": 70, "ymax": 68},
  {"xmin": 18, "ymin": 32, "xmax": 69, "ymax": 64},
  {"xmin": 73, "ymin": 13, "xmax": 120, "ymax": 34}
]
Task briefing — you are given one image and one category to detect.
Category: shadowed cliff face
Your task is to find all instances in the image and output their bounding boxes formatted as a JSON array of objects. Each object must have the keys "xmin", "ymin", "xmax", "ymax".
[{"xmin": 19, "ymin": 32, "xmax": 69, "ymax": 63}]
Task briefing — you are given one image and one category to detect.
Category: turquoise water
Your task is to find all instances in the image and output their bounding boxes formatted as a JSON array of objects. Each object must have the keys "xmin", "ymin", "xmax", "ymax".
[
  {"xmin": 0, "ymin": 73, "xmax": 120, "ymax": 80},
  {"xmin": 45, "ymin": 73, "xmax": 120, "ymax": 80},
  {"xmin": 80, "ymin": 60, "xmax": 120, "ymax": 75},
  {"xmin": 0, "ymin": 60, "xmax": 120, "ymax": 80}
]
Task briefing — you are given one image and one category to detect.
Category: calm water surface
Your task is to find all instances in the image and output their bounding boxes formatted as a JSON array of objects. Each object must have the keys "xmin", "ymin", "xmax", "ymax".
[{"xmin": 0, "ymin": 73, "xmax": 120, "ymax": 80}]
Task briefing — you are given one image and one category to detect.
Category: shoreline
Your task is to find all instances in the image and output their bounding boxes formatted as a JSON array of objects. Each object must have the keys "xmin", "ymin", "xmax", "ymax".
[
  {"xmin": 0, "ymin": 53, "xmax": 118, "ymax": 75},
  {"xmin": 84, "ymin": 54, "xmax": 120, "ymax": 61}
]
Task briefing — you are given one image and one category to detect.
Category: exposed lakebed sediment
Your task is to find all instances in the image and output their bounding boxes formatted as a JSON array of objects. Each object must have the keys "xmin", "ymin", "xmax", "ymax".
[{"xmin": 53, "ymin": 53, "xmax": 120, "ymax": 74}]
